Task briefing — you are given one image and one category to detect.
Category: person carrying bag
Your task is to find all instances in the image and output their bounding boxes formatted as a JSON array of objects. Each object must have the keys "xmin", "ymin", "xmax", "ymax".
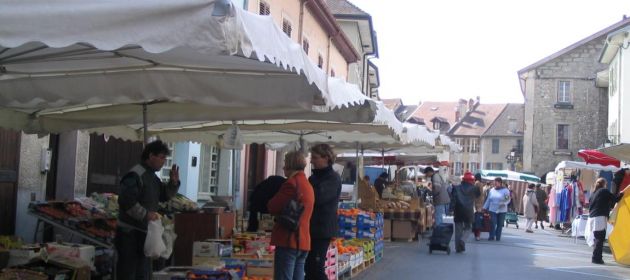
[{"xmin": 268, "ymin": 151, "xmax": 315, "ymax": 280}]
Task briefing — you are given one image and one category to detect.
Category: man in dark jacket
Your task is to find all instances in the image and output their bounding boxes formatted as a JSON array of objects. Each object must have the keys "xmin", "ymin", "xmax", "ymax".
[
  {"xmin": 425, "ymin": 166, "xmax": 450, "ymax": 226},
  {"xmin": 247, "ymin": 175, "xmax": 286, "ymax": 232},
  {"xmin": 116, "ymin": 140, "xmax": 180, "ymax": 280},
  {"xmin": 589, "ymin": 178, "xmax": 621, "ymax": 264},
  {"xmin": 374, "ymin": 172, "xmax": 389, "ymax": 198},
  {"xmin": 451, "ymin": 171, "xmax": 481, "ymax": 253},
  {"xmin": 306, "ymin": 144, "xmax": 341, "ymax": 280}
]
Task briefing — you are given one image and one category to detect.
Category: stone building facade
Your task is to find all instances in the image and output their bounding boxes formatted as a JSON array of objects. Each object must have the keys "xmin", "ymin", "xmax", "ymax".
[{"xmin": 518, "ymin": 18, "xmax": 630, "ymax": 176}]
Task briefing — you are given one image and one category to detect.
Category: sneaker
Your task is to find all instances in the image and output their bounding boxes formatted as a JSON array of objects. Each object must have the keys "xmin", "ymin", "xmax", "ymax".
[
  {"xmin": 526, "ymin": 230, "xmax": 534, "ymax": 233},
  {"xmin": 541, "ymin": 224, "xmax": 545, "ymax": 230},
  {"xmin": 592, "ymin": 259, "xmax": 605, "ymax": 265},
  {"xmin": 488, "ymin": 237, "xmax": 495, "ymax": 241},
  {"xmin": 475, "ymin": 236, "xmax": 480, "ymax": 241}
]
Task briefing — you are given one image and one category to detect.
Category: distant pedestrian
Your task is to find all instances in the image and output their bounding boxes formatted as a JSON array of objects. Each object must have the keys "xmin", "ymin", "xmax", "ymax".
[
  {"xmin": 588, "ymin": 178, "xmax": 621, "ymax": 264},
  {"xmin": 523, "ymin": 184, "xmax": 539, "ymax": 233},
  {"xmin": 425, "ymin": 166, "xmax": 450, "ymax": 226},
  {"xmin": 452, "ymin": 172, "xmax": 481, "ymax": 252},
  {"xmin": 535, "ymin": 184, "xmax": 548, "ymax": 229},
  {"xmin": 374, "ymin": 172, "xmax": 389, "ymax": 199},
  {"xmin": 472, "ymin": 173, "xmax": 487, "ymax": 241},
  {"xmin": 483, "ymin": 177, "xmax": 511, "ymax": 241}
]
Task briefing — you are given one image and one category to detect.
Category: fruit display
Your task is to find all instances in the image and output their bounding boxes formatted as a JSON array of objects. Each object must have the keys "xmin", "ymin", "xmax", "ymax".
[
  {"xmin": 241, "ymin": 276, "xmax": 272, "ymax": 280},
  {"xmin": 65, "ymin": 202, "xmax": 90, "ymax": 217},
  {"xmin": 159, "ymin": 193, "xmax": 199, "ymax": 213},
  {"xmin": 34, "ymin": 204, "xmax": 69, "ymax": 220},
  {"xmin": 0, "ymin": 235, "xmax": 23, "ymax": 250},
  {"xmin": 30, "ymin": 201, "xmax": 117, "ymax": 243},
  {"xmin": 172, "ymin": 270, "xmax": 231, "ymax": 280}
]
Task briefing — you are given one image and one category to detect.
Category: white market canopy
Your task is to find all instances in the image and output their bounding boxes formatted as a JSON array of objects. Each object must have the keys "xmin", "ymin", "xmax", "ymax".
[
  {"xmin": 478, "ymin": 169, "xmax": 540, "ymax": 183},
  {"xmin": 554, "ymin": 160, "xmax": 621, "ymax": 172},
  {"xmin": 0, "ymin": 0, "xmax": 380, "ymax": 136},
  {"xmin": 599, "ymin": 143, "xmax": 630, "ymax": 164}
]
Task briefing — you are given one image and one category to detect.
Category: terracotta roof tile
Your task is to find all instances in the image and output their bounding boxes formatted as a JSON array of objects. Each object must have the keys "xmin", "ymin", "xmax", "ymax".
[
  {"xmin": 381, "ymin": 98, "xmax": 402, "ymax": 110},
  {"xmin": 412, "ymin": 101, "xmax": 460, "ymax": 128},
  {"xmin": 450, "ymin": 104, "xmax": 507, "ymax": 136}
]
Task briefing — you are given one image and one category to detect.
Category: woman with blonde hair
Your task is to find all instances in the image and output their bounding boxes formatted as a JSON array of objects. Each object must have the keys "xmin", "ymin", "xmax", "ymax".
[{"xmin": 268, "ymin": 151, "xmax": 315, "ymax": 279}]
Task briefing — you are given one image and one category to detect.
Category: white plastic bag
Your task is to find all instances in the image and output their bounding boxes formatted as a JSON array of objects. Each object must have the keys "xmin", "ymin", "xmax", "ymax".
[
  {"xmin": 160, "ymin": 220, "xmax": 177, "ymax": 259},
  {"xmin": 144, "ymin": 219, "xmax": 166, "ymax": 258}
]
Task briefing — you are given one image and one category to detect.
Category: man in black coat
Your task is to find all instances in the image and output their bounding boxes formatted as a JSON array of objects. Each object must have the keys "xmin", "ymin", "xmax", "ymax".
[
  {"xmin": 374, "ymin": 172, "xmax": 389, "ymax": 199},
  {"xmin": 306, "ymin": 144, "xmax": 341, "ymax": 280},
  {"xmin": 451, "ymin": 171, "xmax": 480, "ymax": 253},
  {"xmin": 117, "ymin": 140, "xmax": 180, "ymax": 280}
]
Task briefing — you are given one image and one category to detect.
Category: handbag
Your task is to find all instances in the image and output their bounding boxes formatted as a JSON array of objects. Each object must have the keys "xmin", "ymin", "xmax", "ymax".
[{"xmin": 278, "ymin": 181, "xmax": 304, "ymax": 232}]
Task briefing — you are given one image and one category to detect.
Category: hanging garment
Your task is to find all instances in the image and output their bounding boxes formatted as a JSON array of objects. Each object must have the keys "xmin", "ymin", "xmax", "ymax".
[
  {"xmin": 548, "ymin": 187, "xmax": 558, "ymax": 224},
  {"xmin": 559, "ymin": 185, "xmax": 573, "ymax": 222}
]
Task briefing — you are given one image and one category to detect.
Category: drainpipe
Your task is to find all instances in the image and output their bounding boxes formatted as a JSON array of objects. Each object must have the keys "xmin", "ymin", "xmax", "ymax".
[
  {"xmin": 326, "ymin": 35, "xmax": 332, "ymax": 78},
  {"xmin": 361, "ymin": 53, "xmax": 369, "ymax": 95},
  {"xmin": 298, "ymin": 0, "xmax": 307, "ymax": 43}
]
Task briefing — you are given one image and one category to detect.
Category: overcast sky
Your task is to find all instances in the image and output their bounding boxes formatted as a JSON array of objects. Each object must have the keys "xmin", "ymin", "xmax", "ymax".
[{"xmin": 348, "ymin": 0, "xmax": 630, "ymax": 105}]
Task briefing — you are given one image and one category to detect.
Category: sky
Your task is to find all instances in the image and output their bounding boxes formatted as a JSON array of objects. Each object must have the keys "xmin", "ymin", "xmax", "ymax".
[{"xmin": 348, "ymin": 0, "xmax": 630, "ymax": 105}]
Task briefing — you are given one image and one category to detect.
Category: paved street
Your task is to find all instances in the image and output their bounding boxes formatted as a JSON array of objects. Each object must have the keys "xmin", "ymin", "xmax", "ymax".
[{"xmin": 357, "ymin": 218, "xmax": 629, "ymax": 280}]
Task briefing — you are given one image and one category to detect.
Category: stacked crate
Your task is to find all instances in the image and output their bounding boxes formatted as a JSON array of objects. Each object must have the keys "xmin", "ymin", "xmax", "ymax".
[{"xmin": 324, "ymin": 245, "xmax": 337, "ymax": 280}]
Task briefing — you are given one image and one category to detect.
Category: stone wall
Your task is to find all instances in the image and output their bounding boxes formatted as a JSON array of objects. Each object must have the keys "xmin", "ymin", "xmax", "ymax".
[{"xmin": 526, "ymin": 38, "xmax": 609, "ymax": 176}]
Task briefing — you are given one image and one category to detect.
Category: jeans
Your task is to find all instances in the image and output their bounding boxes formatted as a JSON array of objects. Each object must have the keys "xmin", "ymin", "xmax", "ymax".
[
  {"xmin": 434, "ymin": 204, "xmax": 448, "ymax": 226},
  {"xmin": 592, "ymin": 230, "xmax": 606, "ymax": 262},
  {"xmin": 305, "ymin": 238, "xmax": 330, "ymax": 280},
  {"xmin": 274, "ymin": 247, "xmax": 309, "ymax": 280},
  {"xmin": 489, "ymin": 212, "xmax": 506, "ymax": 240},
  {"xmin": 115, "ymin": 228, "xmax": 151, "ymax": 280}
]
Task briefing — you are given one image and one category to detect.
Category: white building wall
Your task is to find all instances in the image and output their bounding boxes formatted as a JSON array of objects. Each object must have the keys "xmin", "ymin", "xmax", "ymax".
[
  {"xmin": 620, "ymin": 39, "xmax": 630, "ymax": 143},
  {"xmin": 15, "ymin": 134, "xmax": 49, "ymax": 242},
  {"xmin": 174, "ymin": 142, "xmax": 201, "ymax": 202}
]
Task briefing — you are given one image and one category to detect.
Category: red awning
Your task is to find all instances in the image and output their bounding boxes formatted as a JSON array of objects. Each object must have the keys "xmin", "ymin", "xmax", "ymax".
[{"xmin": 577, "ymin": 149, "xmax": 620, "ymax": 167}]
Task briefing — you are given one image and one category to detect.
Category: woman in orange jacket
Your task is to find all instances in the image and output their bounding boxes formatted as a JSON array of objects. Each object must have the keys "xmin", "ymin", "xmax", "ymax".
[{"xmin": 268, "ymin": 151, "xmax": 315, "ymax": 280}]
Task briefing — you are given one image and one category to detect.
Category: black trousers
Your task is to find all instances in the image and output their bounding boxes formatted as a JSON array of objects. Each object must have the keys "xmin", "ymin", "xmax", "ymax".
[
  {"xmin": 116, "ymin": 227, "xmax": 151, "ymax": 280},
  {"xmin": 305, "ymin": 238, "xmax": 330, "ymax": 280},
  {"xmin": 592, "ymin": 230, "xmax": 606, "ymax": 262}
]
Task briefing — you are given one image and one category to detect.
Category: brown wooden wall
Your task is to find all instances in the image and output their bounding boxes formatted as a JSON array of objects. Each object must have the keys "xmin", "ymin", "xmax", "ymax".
[
  {"xmin": 87, "ymin": 134, "xmax": 143, "ymax": 194},
  {"xmin": 0, "ymin": 128, "xmax": 20, "ymax": 235}
]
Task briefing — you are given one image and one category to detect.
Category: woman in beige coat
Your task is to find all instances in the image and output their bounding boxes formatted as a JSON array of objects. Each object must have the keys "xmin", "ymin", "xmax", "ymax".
[
  {"xmin": 523, "ymin": 183, "xmax": 539, "ymax": 233},
  {"xmin": 472, "ymin": 173, "xmax": 487, "ymax": 241}
]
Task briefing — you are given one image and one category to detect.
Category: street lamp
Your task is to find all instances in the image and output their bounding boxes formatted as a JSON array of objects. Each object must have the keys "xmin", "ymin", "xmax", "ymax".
[{"xmin": 505, "ymin": 148, "xmax": 521, "ymax": 171}]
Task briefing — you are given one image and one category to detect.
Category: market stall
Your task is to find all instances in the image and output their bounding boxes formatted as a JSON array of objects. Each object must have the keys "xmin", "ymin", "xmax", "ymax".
[
  {"xmin": 551, "ymin": 160, "xmax": 620, "ymax": 234},
  {"xmin": 478, "ymin": 169, "xmax": 540, "ymax": 214}
]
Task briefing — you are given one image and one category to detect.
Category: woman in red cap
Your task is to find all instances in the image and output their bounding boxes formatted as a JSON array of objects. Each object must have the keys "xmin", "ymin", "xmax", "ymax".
[{"xmin": 451, "ymin": 171, "xmax": 481, "ymax": 253}]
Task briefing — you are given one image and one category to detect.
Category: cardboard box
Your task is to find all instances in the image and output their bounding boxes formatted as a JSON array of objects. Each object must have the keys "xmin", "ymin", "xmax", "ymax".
[
  {"xmin": 383, "ymin": 219, "xmax": 392, "ymax": 240},
  {"xmin": 46, "ymin": 242, "xmax": 95, "ymax": 270},
  {"xmin": 48, "ymin": 258, "xmax": 91, "ymax": 280},
  {"xmin": 246, "ymin": 259, "xmax": 274, "ymax": 277},
  {"xmin": 191, "ymin": 256, "xmax": 224, "ymax": 268},
  {"xmin": 192, "ymin": 240, "xmax": 232, "ymax": 258},
  {"xmin": 8, "ymin": 246, "xmax": 42, "ymax": 267},
  {"xmin": 392, "ymin": 220, "xmax": 416, "ymax": 241}
]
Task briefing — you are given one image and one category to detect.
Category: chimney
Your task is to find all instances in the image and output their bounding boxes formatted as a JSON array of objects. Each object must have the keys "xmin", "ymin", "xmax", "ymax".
[
  {"xmin": 468, "ymin": 99, "xmax": 474, "ymax": 112},
  {"xmin": 455, "ymin": 108, "xmax": 460, "ymax": 122}
]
